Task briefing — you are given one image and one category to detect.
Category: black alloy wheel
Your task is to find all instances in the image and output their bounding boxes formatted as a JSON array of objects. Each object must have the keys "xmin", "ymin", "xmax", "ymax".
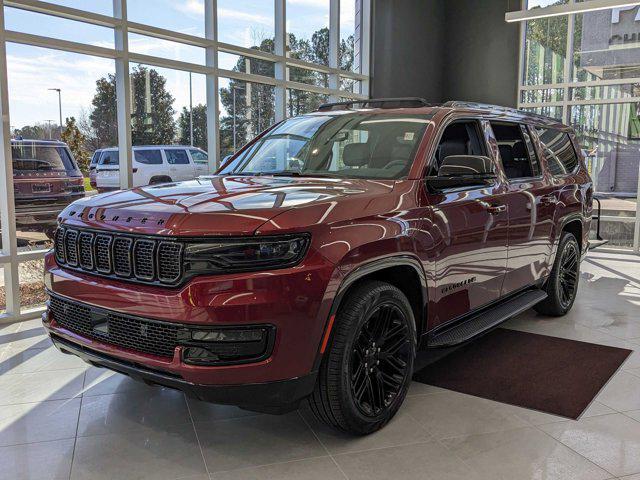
[
  {"xmin": 534, "ymin": 231, "xmax": 581, "ymax": 316},
  {"xmin": 557, "ymin": 240, "xmax": 579, "ymax": 309},
  {"xmin": 308, "ymin": 280, "xmax": 416, "ymax": 435},
  {"xmin": 350, "ymin": 303, "xmax": 411, "ymax": 417}
]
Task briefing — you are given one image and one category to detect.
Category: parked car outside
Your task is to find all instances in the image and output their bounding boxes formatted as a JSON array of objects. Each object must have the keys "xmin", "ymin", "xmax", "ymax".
[
  {"xmin": 95, "ymin": 145, "xmax": 209, "ymax": 192},
  {"xmin": 44, "ymin": 99, "xmax": 593, "ymax": 435},
  {"xmin": 12, "ymin": 139, "xmax": 84, "ymax": 240}
]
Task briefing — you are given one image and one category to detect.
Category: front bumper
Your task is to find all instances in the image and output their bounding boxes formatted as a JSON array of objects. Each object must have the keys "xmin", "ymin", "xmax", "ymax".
[
  {"xmin": 44, "ymin": 244, "xmax": 340, "ymax": 387},
  {"xmin": 49, "ymin": 329, "xmax": 316, "ymax": 413}
]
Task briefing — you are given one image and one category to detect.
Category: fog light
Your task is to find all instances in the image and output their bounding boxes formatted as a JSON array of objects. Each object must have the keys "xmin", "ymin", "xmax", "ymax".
[{"xmin": 180, "ymin": 326, "xmax": 275, "ymax": 365}]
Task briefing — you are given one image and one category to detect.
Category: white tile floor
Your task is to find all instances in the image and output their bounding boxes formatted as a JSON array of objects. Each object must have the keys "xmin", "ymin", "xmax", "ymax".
[{"xmin": 1, "ymin": 250, "xmax": 639, "ymax": 480}]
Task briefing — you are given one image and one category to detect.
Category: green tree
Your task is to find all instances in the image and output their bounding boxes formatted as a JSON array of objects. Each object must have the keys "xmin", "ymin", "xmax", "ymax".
[
  {"xmin": 89, "ymin": 75, "xmax": 117, "ymax": 147},
  {"xmin": 61, "ymin": 116, "xmax": 90, "ymax": 173},
  {"xmin": 89, "ymin": 65, "xmax": 176, "ymax": 147},
  {"xmin": 130, "ymin": 65, "xmax": 176, "ymax": 145},
  {"xmin": 218, "ymin": 28, "xmax": 354, "ymax": 157},
  {"xmin": 13, "ymin": 124, "xmax": 48, "ymax": 140},
  {"xmin": 178, "ymin": 104, "xmax": 207, "ymax": 150}
]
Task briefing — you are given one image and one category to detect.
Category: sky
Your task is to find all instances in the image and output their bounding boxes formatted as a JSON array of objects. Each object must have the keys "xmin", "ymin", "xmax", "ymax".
[{"xmin": 4, "ymin": 0, "xmax": 356, "ymax": 129}]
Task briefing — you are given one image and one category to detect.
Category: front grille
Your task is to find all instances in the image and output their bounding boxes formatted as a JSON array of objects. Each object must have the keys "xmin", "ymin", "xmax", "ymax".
[
  {"xmin": 54, "ymin": 227, "xmax": 183, "ymax": 285},
  {"xmin": 49, "ymin": 294, "xmax": 180, "ymax": 358}
]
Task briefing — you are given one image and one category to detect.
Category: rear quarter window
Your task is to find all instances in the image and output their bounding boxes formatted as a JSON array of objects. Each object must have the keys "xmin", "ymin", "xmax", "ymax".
[
  {"xmin": 165, "ymin": 149, "xmax": 190, "ymax": 165},
  {"xmin": 535, "ymin": 127, "xmax": 579, "ymax": 176},
  {"xmin": 134, "ymin": 149, "xmax": 163, "ymax": 165}
]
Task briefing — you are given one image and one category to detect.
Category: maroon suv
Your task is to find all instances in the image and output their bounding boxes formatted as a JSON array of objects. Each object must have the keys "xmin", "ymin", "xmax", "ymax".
[
  {"xmin": 13, "ymin": 139, "xmax": 85, "ymax": 240},
  {"xmin": 43, "ymin": 100, "xmax": 592, "ymax": 435}
]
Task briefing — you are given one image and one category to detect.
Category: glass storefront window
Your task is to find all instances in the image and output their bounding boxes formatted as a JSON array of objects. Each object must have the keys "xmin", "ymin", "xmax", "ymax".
[
  {"xmin": 571, "ymin": 84, "xmax": 640, "ymax": 101},
  {"xmin": 217, "ymin": 0, "xmax": 275, "ymax": 52},
  {"xmin": 218, "ymin": 78, "xmax": 276, "ymax": 159},
  {"xmin": 570, "ymin": 103, "xmax": 639, "ymax": 249},
  {"xmin": 286, "ymin": 89, "xmax": 328, "ymax": 117},
  {"xmin": 573, "ymin": 7, "xmax": 640, "ymax": 82},
  {"xmin": 286, "ymin": 0, "xmax": 330, "ymax": 66},
  {"xmin": 521, "ymin": 88, "xmax": 564, "ymax": 103},
  {"xmin": 523, "ymin": 16, "xmax": 567, "ymax": 85},
  {"xmin": 521, "ymin": 105, "xmax": 564, "ymax": 120},
  {"xmin": 519, "ymin": 5, "xmax": 640, "ymax": 251}
]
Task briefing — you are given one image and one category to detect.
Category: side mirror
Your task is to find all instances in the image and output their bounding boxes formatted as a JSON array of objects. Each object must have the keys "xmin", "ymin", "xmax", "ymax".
[{"xmin": 426, "ymin": 155, "xmax": 496, "ymax": 191}]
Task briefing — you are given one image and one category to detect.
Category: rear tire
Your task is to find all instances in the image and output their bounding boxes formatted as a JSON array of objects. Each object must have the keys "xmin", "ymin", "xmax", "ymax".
[
  {"xmin": 534, "ymin": 231, "xmax": 580, "ymax": 316},
  {"xmin": 149, "ymin": 176, "xmax": 172, "ymax": 185},
  {"xmin": 308, "ymin": 281, "xmax": 416, "ymax": 435}
]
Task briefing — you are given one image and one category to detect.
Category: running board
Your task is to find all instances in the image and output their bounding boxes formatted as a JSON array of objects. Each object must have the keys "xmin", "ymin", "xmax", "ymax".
[
  {"xmin": 588, "ymin": 239, "xmax": 609, "ymax": 251},
  {"xmin": 427, "ymin": 289, "xmax": 548, "ymax": 348}
]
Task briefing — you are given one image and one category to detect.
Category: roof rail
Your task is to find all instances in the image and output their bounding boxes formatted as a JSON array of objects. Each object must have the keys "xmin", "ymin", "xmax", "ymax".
[
  {"xmin": 443, "ymin": 100, "xmax": 555, "ymax": 121},
  {"xmin": 317, "ymin": 97, "xmax": 435, "ymax": 111}
]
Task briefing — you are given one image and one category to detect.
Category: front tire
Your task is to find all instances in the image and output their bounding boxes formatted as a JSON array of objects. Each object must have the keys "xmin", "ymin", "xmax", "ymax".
[
  {"xmin": 534, "ymin": 231, "xmax": 580, "ymax": 316},
  {"xmin": 308, "ymin": 281, "xmax": 416, "ymax": 435}
]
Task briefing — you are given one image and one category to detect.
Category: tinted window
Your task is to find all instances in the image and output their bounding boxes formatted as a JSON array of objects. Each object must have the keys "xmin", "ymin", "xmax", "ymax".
[
  {"xmin": 535, "ymin": 127, "xmax": 579, "ymax": 175},
  {"xmin": 12, "ymin": 144, "xmax": 76, "ymax": 171},
  {"xmin": 134, "ymin": 149, "xmax": 163, "ymax": 165},
  {"xmin": 165, "ymin": 149, "xmax": 190, "ymax": 165},
  {"xmin": 433, "ymin": 120, "xmax": 487, "ymax": 173},
  {"xmin": 219, "ymin": 113, "xmax": 430, "ymax": 180},
  {"xmin": 490, "ymin": 122, "xmax": 540, "ymax": 179},
  {"xmin": 89, "ymin": 150, "xmax": 101, "ymax": 168},
  {"xmin": 190, "ymin": 149, "xmax": 208, "ymax": 163},
  {"xmin": 99, "ymin": 150, "xmax": 119, "ymax": 166}
]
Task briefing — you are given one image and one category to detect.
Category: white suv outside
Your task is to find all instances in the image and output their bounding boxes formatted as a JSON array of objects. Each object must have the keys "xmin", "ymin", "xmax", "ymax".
[{"xmin": 95, "ymin": 145, "xmax": 209, "ymax": 192}]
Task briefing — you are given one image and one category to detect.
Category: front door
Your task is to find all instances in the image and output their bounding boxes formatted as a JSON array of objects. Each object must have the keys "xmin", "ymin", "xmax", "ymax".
[{"xmin": 426, "ymin": 119, "xmax": 509, "ymax": 328}]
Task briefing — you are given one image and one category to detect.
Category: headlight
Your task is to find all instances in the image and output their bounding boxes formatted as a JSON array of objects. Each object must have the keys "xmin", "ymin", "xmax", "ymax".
[{"xmin": 184, "ymin": 234, "xmax": 310, "ymax": 273}]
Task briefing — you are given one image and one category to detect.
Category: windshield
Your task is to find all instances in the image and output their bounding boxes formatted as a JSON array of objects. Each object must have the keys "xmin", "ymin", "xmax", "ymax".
[
  {"xmin": 99, "ymin": 150, "xmax": 119, "ymax": 166},
  {"xmin": 12, "ymin": 144, "xmax": 76, "ymax": 172},
  {"xmin": 219, "ymin": 113, "xmax": 431, "ymax": 179}
]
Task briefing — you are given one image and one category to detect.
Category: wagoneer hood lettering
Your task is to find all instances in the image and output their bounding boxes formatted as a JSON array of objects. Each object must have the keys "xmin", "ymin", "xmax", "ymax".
[{"xmin": 59, "ymin": 175, "xmax": 394, "ymax": 236}]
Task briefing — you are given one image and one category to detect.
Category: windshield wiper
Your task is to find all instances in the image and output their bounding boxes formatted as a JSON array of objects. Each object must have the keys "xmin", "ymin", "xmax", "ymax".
[{"xmin": 269, "ymin": 171, "xmax": 332, "ymax": 177}]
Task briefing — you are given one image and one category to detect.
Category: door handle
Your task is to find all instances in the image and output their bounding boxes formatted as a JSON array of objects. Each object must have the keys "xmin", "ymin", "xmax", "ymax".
[
  {"xmin": 540, "ymin": 194, "xmax": 557, "ymax": 205},
  {"xmin": 487, "ymin": 205, "xmax": 507, "ymax": 215}
]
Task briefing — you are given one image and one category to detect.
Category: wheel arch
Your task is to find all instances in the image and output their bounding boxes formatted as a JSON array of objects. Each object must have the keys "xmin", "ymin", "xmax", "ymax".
[{"xmin": 313, "ymin": 255, "xmax": 428, "ymax": 370}]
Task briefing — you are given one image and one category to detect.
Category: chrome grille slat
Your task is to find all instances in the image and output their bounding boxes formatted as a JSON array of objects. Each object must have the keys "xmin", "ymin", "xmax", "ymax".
[
  {"xmin": 113, "ymin": 237, "xmax": 133, "ymax": 277},
  {"xmin": 53, "ymin": 227, "xmax": 183, "ymax": 286},
  {"xmin": 64, "ymin": 230, "xmax": 79, "ymax": 266},
  {"xmin": 54, "ymin": 227, "xmax": 66, "ymax": 263},
  {"xmin": 158, "ymin": 242, "xmax": 183, "ymax": 283},
  {"xmin": 133, "ymin": 239, "xmax": 155, "ymax": 280},
  {"xmin": 79, "ymin": 232, "xmax": 94, "ymax": 270},
  {"xmin": 95, "ymin": 235, "xmax": 112, "ymax": 273}
]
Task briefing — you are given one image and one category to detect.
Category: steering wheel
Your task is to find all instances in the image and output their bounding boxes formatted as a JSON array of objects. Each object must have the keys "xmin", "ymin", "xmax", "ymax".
[{"xmin": 384, "ymin": 159, "xmax": 407, "ymax": 170}]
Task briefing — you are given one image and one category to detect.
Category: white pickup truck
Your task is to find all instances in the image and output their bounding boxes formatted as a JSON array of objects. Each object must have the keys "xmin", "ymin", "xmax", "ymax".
[{"xmin": 95, "ymin": 145, "xmax": 209, "ymax": 192}]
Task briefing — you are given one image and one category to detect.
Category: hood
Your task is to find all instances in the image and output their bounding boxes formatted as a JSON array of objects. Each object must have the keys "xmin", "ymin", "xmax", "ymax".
[{"xmin": 60, "ymin": 176, "xmax": 396, "ymax": 236}]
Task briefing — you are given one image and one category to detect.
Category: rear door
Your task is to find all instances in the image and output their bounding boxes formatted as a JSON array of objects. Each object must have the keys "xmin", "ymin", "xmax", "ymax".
[
  {"xmin": 426, "ymin": 118, "xmax": 509, "ymax": 328},
  {"xmin": 489, "ymin": 122, "xmax": 556, "ymax": 294},
  {"xmin": 133, "ymin": 148, "xmax": 164, "ymax": 186},
  {"xmin": 164, "ymin": 148, "xmax": 195, "ymax": 181}
]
